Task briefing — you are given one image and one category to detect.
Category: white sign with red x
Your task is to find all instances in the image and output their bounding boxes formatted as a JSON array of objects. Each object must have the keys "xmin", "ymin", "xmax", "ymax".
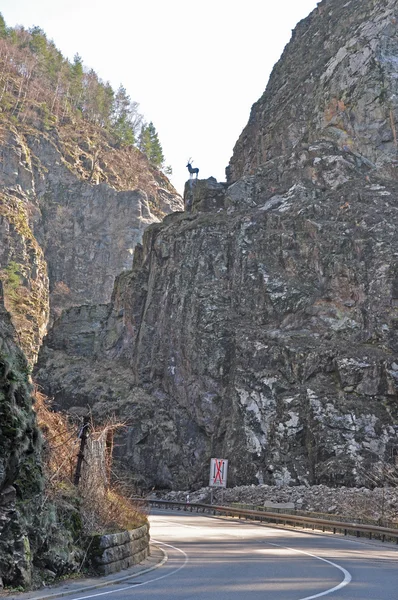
[{"xmin": 209, "ymin": 457, "xmax": 228, "ymax": 488}]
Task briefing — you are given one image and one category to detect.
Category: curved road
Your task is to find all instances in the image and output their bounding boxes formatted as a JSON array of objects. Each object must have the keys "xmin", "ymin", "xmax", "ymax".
[{"xmin": 72, "ymin": 509, "xmax": 398, "ymax": 600}]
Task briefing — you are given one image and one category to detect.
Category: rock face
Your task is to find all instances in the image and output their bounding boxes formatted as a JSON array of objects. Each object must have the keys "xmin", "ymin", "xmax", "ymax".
[
  {"xmin": 0, "ymin": 122, "xmax": 182, "ymax": 358},
  {"xmin": 229, "ymin": 0, "xmax": 398, "ymax": 184},
  {"xmin": 37, "ymin": 0, "xmax": 398, "ymax": 490},
  {"xmin": 0, "ymin": 291, "xmax": 43, "ymax": 586},
  {"xmin": 0, "ymin": 292, "xmax": 84, "ymax": 587},
  {"xmin": 0, "ymin": 129, "xmax": 49, "ymax": 363}
]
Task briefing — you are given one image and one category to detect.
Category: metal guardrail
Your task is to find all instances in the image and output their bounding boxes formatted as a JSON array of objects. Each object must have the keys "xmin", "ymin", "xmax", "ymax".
[
  {"xmin": 147, "ymin": 499, "xmax": 398, "ymax": 544},
  {"xmin": 229, "ymin": 502, "xmax": 398, "ymax": 529}
]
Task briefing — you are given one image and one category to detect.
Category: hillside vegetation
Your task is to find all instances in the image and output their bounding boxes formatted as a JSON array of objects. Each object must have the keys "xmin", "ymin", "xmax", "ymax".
[
  {"xmin": 0, "ymin": 12, "xmax": 177, "ymax": 216},
  {"xmin": 0, "ymin": 13, "xmax": 165, "ymax": 167}
]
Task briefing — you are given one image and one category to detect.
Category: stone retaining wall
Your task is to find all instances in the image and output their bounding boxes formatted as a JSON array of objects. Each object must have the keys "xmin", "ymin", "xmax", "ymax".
[{"xmin": 88, "ymin": 523, "xmax": 150, "ymax": 575}]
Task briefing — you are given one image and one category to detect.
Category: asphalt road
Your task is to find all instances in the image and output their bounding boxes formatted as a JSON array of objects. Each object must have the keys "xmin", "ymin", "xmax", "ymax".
[{"xmin": 68, "ymin": 509, "xmax": 398, "ymax": 600}]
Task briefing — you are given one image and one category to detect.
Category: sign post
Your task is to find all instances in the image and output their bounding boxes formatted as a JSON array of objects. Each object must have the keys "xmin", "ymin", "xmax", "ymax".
[{"xmin": 209, "ymin": 458, "xmax": 228, "ymax": 504}]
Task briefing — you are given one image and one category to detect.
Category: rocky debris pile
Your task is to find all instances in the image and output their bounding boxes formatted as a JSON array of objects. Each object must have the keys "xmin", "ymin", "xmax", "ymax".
[{"xmin": 161, "ymin": 484, "xmax": 398, "ymax": 525}]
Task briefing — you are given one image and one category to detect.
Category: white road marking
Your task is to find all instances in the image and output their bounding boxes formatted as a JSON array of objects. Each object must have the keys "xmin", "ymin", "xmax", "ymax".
[
  {"xmin": 156, "ymin": 515, "xmax": 352, "ymax": 598},
  {"xmin": 69, "ymin": 541, "xmax": 188, "ymax": 600},
  {"xmin": 266, "ymin": 542, "xmax": 352, "ymax": 600}
]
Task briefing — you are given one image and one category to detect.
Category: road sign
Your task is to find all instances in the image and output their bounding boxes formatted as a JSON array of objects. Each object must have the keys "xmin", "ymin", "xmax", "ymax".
[{"xmin": 209, "ymin": 458, "xmax": 228, "ymax": 488}]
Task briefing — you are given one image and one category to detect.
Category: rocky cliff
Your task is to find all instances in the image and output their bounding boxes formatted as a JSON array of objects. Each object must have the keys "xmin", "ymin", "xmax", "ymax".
[
  {"xmin": 0, "ymin": 289, "xmax": 83, "ymax": 588},
  {"xmin": 0, "ymin": 119, "xmax": 182, "ymax": 360},
  {"xmin": 36, "ymin": 0, "xmax": 398, "ymax": 490}
]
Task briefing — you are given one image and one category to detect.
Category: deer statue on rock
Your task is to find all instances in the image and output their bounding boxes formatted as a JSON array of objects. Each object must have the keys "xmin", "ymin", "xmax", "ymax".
[{"xmin": 186, "ymin": 158, "xmax": 199, "ymax": 179}]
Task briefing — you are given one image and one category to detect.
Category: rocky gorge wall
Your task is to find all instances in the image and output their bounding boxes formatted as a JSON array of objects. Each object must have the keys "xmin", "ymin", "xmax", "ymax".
[
  {"xmin": 36, "ymin": 0, "xmax": 398, "ymax": 491},
  {"xmin": 36, "ymin": 167, "xmax": 398, "ymax": 490},
  {"xmin": 0, "ymin": 121, "xmax": 182, "ymax": 359}
]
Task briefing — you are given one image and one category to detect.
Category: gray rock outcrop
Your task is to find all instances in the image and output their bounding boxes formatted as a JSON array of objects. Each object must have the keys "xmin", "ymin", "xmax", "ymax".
[{"xmin": 229, "ymin": 0, "xmax": 398, "ymax": 184}]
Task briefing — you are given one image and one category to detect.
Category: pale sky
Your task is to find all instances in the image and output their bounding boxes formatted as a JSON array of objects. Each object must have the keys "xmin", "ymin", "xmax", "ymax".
[{"xmin": 0, "ymin": 1, "xmax": 319, "ymax": 195}]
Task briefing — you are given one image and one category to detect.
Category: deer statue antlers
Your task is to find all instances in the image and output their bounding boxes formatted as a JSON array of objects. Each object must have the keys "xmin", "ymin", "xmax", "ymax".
[{"xmin": 186, "ymin": 157, "xmax": 199, "ymax": 179}]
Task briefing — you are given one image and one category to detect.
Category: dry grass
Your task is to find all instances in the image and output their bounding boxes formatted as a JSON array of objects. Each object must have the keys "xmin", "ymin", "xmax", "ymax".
[
  {"xmin": 34, "ymin": 390, "xmax": 147, "ymax": 534},
  {"xmin": 34, "ymin": 390, "xmax": 78, "ymax": 485},
  {"xmin": 81, "ymin": 487, "xmax": 147, "ymax": 535}
]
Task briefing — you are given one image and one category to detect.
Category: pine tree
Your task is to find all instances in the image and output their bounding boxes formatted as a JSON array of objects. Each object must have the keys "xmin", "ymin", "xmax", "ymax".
[
  {"xmin": 139, "ymin": 122, "xmax": 164, "ymax": 168},
  {"xmin": 147, "ymin": 122, "xmax": 164, "ymax": 168},
  {"xmin": 110, "ymin": 85, "xmax": 142, "ymax": 146},
  {"xmin": 94, "ymin": 80, "xmax": 114, "ymax": 127},
  {"xmin": 45, "ymin": 41, "xmax": 65, "ymax": 84},
  {"xmin": 69, "ymin": 53, "xmax": 84, "ymax": 111},
  {"xmin": 0, "ymin": 13, "xmax": 8, "ymax": 38},
  {"xmin": 71, "ymin": 53, "xmax": 83, "ymax": 80},
  {"xmin": 138, "ymin": 124, "xmax": 152, "ymax": 157},
  {"xmin": 28, "ymin": 26, "xmax": 47, "ymax": 56}
]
